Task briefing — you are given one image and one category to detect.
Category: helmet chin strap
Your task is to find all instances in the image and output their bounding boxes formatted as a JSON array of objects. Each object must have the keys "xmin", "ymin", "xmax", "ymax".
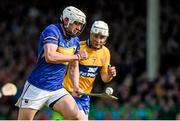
[
  {"xmin": 66, "ymin": 30, "xmax": 76, "ymax": 37},
  {"xmin": 86, "ymin": 39, "xmax": 92, "ymax": 48},
  {"xmin": 64, "ymin": 24, "xmax": 76, "ymax": 37},
  {"xmin": 63, "ymin": 23, "xmax": 82, "ymax": 38},
  {"xmin": 61, "ymin": 18, "xmax": 76, "ymax": 38}
]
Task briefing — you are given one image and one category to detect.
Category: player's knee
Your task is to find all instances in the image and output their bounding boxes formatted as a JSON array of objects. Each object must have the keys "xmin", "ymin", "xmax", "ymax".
[
  {"xmin": 64, "ymin": 111, "xmax": 78, "ymax": 119},
  {"xmin": 18, "ymin": 108, "xmax": 37, "ymax": 120},
  {"xmin": 64, "ymin": 111, "xmax": 85, "ymax": 120}
]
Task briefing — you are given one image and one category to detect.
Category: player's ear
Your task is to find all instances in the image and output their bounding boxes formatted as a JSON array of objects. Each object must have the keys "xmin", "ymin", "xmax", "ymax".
[{"xmin": 63, "ymin": 17, "xmax": 69, "ymax": 25}]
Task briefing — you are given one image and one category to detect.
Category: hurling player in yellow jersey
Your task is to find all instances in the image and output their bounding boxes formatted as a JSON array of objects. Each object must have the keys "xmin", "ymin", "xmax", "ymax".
[{"xmin": 63, "ymin": 20, "xmax": 116, "ymax": 119}]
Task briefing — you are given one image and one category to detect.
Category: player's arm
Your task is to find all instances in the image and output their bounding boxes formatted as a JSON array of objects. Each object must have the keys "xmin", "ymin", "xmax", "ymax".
[
  {"xmin": 100, "ymin": 49, "xmax": 116, "ymax": 83},
  {"xmin": 43, "ymin": 25, "xmax": 87, "ymax": 63},
  {"xmin": 68, "ymin": 60, "xmax": 80, "ymax": 92},
  {"xmin": 44, "ymin": 44, "xmax": 87, "ymax": 63},
  {"xmin": 101, "ymin": 65, "xmax": 116, "ymax": 83}
]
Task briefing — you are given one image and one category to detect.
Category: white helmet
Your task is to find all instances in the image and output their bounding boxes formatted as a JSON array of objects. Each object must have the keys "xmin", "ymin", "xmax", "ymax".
[
  {"xmin": 87, "ymin": 21, "xmax": 109, "ymax": 49},
  {"xmin": 60, "ymin": 6, "xmax": 86, "ymax": 36},
  {"xmin": 90, "ymin": 20, "xmax": 109, "ymax": 36}
]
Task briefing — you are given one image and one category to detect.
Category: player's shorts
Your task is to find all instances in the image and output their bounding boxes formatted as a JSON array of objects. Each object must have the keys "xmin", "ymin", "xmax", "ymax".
[
  {"xmin": 16, "ymin": 81, "xmax": 69, "ymax": 110},
  {"xmin": 74, "ymin": 95, "xmax": 90, "ymax": 116}
]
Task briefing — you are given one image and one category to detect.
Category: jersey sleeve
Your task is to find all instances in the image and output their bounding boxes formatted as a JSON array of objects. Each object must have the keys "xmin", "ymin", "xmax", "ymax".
[
  {"xmin": 41, "ymin": 25, "xmax": 60, "ymax": 45},
  {"xmin": 101, "ymin": 47, "xmax": 110, "ymax": 74},
  {"xmin": 74, "ymin": 37, "xmax": 80, "ymax": 54}
]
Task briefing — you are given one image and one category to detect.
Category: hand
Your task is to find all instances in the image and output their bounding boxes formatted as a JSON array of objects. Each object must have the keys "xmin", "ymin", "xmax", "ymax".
[
  {"xmin": 72, "ymin": 86, "xmax": 83, "ymax": 97},
  {"xmin": 77, "ymin": 50, "xmax": 88, "ymax": 60},
  {"xmin": 108, "ymin": 65, "xmax": 116, "ymax": 77}
]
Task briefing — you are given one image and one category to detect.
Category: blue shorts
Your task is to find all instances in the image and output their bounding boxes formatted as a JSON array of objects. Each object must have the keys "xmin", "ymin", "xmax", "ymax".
[{"xmin": 74, "ymin": 95, "xmax": 90, "ymax": 115}]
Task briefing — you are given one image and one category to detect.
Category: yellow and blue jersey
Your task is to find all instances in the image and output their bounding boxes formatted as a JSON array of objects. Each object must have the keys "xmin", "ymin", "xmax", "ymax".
[
  {"xmin": 63, "ymin": 41, "xmax": 110, "ymax": 93},
  {"xmin": 28, "ymin": 23, "xmax": 80, "ymax": 91}
]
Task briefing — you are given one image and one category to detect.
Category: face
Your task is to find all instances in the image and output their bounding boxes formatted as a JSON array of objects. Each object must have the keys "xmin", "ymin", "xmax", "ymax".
[
  {"xmin": 67, "ymin": 21, "xmax": 83, "ymax": 36},
  {"xmin": 90, "ymin": 33, "xmax": 108, "ymax": 49}
]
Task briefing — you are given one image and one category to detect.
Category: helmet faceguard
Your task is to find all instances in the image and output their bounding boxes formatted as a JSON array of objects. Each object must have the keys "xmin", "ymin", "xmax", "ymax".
[
  {"xmin": 91, "ymin": 20, "xmax": 109, "ymax": 36},
  {"xmin": 88, "ymin": 21, "xmax": 109, "ymax": 49},
  {"xmin": 60, "ymin": 6, "xmax": 86, "ymax": 37}
]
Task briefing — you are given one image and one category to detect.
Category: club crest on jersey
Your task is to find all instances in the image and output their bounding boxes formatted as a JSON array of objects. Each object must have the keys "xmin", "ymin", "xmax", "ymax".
[
  {"xmin": 59, "ymin": 42, "xmax": 65, "ymax": 47},
  {"xmin": 24, "ymin": 99, "xmax": 29, "ymax": 104}
]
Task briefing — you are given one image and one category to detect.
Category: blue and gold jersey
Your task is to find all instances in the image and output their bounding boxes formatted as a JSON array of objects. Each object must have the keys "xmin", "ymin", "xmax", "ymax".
[
  {"xmin": 63, "ymin": 41, "xmax": 110, "ymax": 93},
  {"xmin": 28, "ymin": 23, "xmax": 80, "ymax": 91}
]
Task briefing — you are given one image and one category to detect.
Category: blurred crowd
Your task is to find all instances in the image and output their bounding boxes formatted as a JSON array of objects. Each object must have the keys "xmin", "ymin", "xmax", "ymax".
[{"xmin": 0, "ymin": 0, "xmax": 179, "ymax": 120}]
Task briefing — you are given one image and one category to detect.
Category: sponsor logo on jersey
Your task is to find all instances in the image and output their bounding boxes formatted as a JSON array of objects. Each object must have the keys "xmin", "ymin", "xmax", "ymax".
[{"xmin": 80, "ymin": 67, "xmax": 98, "ymax": 78}]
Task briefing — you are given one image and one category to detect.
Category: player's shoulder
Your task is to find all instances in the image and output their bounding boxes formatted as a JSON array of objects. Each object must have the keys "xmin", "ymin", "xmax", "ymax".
[
  {"xmin": 102, "ymin": 45, "xmax": 110, "ymax": 52},
  {"xmin": 79, "ymin": 40, "xmax": 87, "ymax": 45},
  {"xmin": 99, "ymin": 46, "xmax": 110, "ymax": 56},
  {"xmin": 45, "ymin": 23, "xmax": 59, "ymax": 31},
  {"xmin": 41, "ymin": 23, "xmax": 61, "ymax": 37}
]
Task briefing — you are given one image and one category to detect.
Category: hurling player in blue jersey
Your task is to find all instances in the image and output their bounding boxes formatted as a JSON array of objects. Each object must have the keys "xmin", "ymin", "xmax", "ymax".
[{"xmin": 16, "ymin": 6, "xmax": 88, "ymax": 120}]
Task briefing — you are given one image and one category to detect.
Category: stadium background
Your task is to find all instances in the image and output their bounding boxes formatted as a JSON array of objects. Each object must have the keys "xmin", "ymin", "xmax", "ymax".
[{"xmin": 0, "ymin": 0, "xmax": 180, "ymax": 119}]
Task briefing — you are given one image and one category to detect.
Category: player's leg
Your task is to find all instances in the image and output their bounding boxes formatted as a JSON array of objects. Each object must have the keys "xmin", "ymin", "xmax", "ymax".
[
  {"xmin": 16, "ymin": 81, "xmax": 49, "ymax": 120},
  {"xmin": 18, "ymin": 108, "xmax": 37, "ymax": 120},
  {"xmin": 74, "ymin": 95, "xmax": 90, "ymax": 120},
  {"xmin": 50, "ymin": 95, "xmax": 89, "ymax": 120},
  {"xmin": 53, "ymin": 95, "xmax": 85, "ymax": 120},
  {"xmin": 47, "ymin": 88, "xmax": 86, "ymax": 120}
]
